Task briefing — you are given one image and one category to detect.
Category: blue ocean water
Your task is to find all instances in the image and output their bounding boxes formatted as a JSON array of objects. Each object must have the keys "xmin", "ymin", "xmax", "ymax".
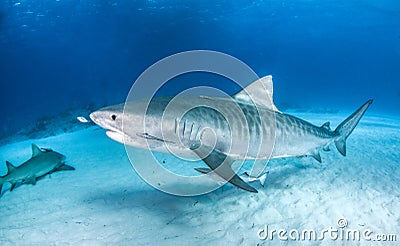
[
  {"xmin": 1, "ymin": 0, "xmax": 399, "ymax": 136},
  {"xmin": 1, "ymin": 2, "xmax": 400, "ymax": 244}
]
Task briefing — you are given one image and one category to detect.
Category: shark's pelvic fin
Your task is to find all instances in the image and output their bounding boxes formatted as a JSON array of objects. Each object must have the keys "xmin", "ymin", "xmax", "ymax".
[
  {"xmin": 191, "ymin": 145, "xmax": 258, "ymax": 193},
  {"xmin": 32, "ymin": 144, "xmax": 43, "ymax": 157},
  {"xmin": 243, "ymin": 172, "xmax": 268, "ymax": 187},
  {"xmin": 334, "ymin": 99, "xmax": 373, "ymax": 156},
  {"xmin": 233, "ymin": 75, "xmax": 280, "ymax": 112}
]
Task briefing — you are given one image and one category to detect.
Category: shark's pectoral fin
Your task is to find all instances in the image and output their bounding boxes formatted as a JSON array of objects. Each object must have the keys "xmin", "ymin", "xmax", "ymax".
[
  {"xmin": 54, "ymin": 164, "xmax": 76, "ymax": 172},
  {"xmin": 191, "ymin": 145, "xmax": 258, "ymax": 193},
  {"xmin": 194, "ymin": 167, "xmax": 227, "ymax": 185}
]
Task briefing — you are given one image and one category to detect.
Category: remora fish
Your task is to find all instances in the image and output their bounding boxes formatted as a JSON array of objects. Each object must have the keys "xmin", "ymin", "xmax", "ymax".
[
  {"xmin": 90, "ymin": 76, "xmax": 372, "ymax": 193},
  {"xmin": 0, "ymin": 144, "xmax": 75, "ymax": 194}
]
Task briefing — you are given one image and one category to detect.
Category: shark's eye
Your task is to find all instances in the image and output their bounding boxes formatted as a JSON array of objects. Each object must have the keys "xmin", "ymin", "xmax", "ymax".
[{"xmin": 111, "ymin": 114, "xmax": 117, "ymax": 121}]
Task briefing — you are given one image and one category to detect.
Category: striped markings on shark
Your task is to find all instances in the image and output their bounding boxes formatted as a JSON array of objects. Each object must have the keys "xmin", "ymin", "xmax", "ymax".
[{"xmin": 0, "ymin": 144, "xmax": 75, "ymax": 195}]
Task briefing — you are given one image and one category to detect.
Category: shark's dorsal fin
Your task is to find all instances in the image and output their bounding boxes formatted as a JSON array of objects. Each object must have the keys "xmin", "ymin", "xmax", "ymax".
[
  {"xmin": 233, "ymin": 75, "xmax": 280, "ymax": 112},
  {"xmin": 5, "ymin": 161, "xmax": 17, "ymax": 175},
  {"xmin": 32, "ymin": 144, "xmax": 43, "ymax": 157}
]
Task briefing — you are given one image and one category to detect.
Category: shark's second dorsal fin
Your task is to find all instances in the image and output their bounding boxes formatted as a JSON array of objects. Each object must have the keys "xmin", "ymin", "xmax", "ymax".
[
  {"xmin": 6, "ymin": 161, "xmax": 17, "ymax": 175},
  {"xmin": 232, "ymin": 75, "xmax": 280, "ymax": 112},
  {"xmin": 321, "ymin": 122, "xmax": 331, "ymax": 131},
  {"xmin": 32, "ymin": 144, "xmax": 43, "ymax": 157}
]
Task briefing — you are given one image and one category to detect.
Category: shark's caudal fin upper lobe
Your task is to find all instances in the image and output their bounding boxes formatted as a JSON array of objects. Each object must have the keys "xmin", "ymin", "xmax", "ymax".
[{"xmin": 334, "ymin": 99, "xmax": 373, "ymax": 156}]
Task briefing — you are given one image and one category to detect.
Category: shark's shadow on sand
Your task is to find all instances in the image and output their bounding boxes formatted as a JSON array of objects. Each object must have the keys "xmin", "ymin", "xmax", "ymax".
[{"xmin": 84, "ymin": 162, "xmax": 311, "ymax": 221}]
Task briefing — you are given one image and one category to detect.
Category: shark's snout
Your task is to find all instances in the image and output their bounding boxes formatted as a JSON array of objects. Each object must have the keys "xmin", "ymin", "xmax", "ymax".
[
  {"xmin": 89, "ymin": 108, "xmax": 125, "ymax": 136},
  {"xmin": 89, "ymin": 111, "xmax": 114, "ymax": 130},
  {"xmin": 89, "ymin": 112, "xmax": 99, "ymax": 125}
]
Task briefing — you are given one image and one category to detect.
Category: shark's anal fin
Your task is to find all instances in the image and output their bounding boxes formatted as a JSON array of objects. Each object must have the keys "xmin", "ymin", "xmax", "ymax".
[
  {"xmin": 310, "ymin": 149, "xmax": 322, "ymax": 163},
  {"xmin": 297, "ymin": 150, "xmax": 322, "ymax": 163},
  {"xmin": 10, "ymin": 182, "xmax": 18, "ymax": 191},
  {"xmin": 323, "ymin": 145, "xmax": 331, "ymax": 152},
  {"xmin": 191, "ymin": 145, "xmax": 258, "ymax": 193}
]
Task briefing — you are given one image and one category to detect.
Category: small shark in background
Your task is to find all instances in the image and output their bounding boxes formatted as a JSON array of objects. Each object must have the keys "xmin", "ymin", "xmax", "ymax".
[
  {"xmin": 90, "ymin": 75, "xmax": 372, "ymax": 193},
  {"xmin": 0, "ymin": 144, "xmax": 75, "ymax": 195}
]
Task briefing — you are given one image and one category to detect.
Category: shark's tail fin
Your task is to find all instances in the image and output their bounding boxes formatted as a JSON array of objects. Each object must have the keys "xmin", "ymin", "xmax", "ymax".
[{"xmin": 333, "ymin": 99, "xmax": 373, "ymax": 156}]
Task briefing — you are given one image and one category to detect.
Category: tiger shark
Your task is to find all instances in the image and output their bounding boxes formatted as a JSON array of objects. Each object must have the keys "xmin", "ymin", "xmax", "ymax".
[
  {"xmin": 0, "ymin": 144, "xmax": 75, "ymax": 195},
  {"xmin": 90, "ymin": 76, "xmax": 372, "ymax": 193}
]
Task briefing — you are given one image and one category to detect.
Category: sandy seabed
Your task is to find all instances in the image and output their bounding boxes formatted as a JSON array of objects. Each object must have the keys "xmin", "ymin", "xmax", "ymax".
[{"xmin": 0, "ymin": 112, "xmax": 399, "ymax": 245}]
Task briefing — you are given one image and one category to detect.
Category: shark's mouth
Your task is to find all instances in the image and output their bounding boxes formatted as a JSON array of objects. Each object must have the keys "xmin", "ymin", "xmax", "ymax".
[
  {"xmin": 106, "ymin": 130, "xmax": 126, "ymax": 144},
  {"xmin": 106, "ymin": 130, "xmax": 173, "ymax": 147}
]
